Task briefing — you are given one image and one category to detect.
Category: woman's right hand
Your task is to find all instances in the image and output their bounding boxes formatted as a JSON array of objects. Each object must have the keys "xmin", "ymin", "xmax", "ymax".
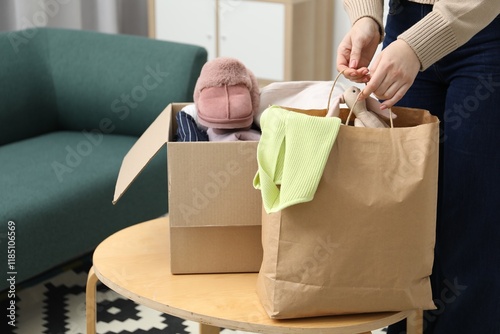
[{"xmin": 336, "ymin": 17, "xmax": 381, "ymax": 83}]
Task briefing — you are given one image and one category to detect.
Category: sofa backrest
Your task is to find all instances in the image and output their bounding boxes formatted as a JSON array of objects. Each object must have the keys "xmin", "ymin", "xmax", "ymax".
[
  {"xmin": 0, "ymin": 28, "xmax": 207, "ymax": 145},
  {"xmin": 0, "ymin": 29, "xmax": 59, "ymax": 145}
]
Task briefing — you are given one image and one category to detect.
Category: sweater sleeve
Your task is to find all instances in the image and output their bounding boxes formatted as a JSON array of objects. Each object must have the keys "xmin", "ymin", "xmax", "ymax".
[
  {"xmin": 343, "ymin": 0, "xmax": 385, "ymax": 41},
  {"xmin": 398, "ymin": 1, "xmax": 500, "ymax": 70}
]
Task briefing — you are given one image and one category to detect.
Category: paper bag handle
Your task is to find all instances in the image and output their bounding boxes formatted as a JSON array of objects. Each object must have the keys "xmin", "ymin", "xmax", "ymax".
[{"xmin": 326, "ymin": 70, "xmax": 345, "ymax": 114}]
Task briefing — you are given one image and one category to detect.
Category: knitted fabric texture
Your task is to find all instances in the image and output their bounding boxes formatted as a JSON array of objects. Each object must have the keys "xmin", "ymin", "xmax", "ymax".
[
  {"xmin": 253, "ymin": 106, "xmax": 341, "ymax": 213},
  {"xmin": 344, "ymin": 0, "xmax": 500, "ymax": 70}
]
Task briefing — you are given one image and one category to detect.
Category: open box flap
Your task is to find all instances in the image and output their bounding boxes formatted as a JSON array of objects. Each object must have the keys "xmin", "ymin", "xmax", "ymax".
[{"xmin": 113, "ymin": 104, "xmax": 173, "ymax": 204}]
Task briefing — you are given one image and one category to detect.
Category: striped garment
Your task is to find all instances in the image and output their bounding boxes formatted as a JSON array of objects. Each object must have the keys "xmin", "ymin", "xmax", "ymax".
[{"xmin": 175, "ymin": 111, "xmax": 208, "ymax": 142}]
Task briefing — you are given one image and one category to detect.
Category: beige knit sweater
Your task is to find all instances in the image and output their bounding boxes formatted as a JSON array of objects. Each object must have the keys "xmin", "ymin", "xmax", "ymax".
[{"xmin": 343, "ymin": 0, "xmax": 500, "ymax": 70}]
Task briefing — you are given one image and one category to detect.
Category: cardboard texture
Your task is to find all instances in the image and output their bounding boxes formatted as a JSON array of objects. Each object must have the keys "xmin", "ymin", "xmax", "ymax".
[
  {"xmin": 256, "ymin": 106, "xmax": 440, "ymax": 319},
  {"xmin": 114, "ymin": 103, "xmax": 262, "ymax": 274}
]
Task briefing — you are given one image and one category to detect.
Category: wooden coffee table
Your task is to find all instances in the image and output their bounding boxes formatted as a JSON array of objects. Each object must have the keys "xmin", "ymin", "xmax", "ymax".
[{"xmin": 86, "ymin": 216, "xmax": 423, "ymax": 334}]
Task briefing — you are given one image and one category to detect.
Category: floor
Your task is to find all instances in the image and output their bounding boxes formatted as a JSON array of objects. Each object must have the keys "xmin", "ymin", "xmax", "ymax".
[{"xmin": 5, "ymin": 255, "xmax": 388, "ymax": 334}]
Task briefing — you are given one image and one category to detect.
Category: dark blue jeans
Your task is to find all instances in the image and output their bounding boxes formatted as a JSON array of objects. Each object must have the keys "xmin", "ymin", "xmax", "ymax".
[{"xmin": 384, "ymin": 1, "xmax": 500, "ymax": 333}]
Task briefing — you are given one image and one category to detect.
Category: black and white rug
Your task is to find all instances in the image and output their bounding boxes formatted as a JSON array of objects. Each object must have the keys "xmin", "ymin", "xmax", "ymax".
[
  {"xmin": 4, "ymin": 254, "xmax": 387, "ymax": 334},
  {"xmin": 3, "ymin": 254, "xmax": 224, "ymax": 334}
]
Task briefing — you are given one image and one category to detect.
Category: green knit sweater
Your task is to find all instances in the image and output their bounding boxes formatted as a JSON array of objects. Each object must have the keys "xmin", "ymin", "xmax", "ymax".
[
  {"xmin": 253, "ymin": 106, "xmax": 341, "ymax": 213},
  {"xmin": 343, "ymin": 0, "xmax": 500, "ymax": 70}
]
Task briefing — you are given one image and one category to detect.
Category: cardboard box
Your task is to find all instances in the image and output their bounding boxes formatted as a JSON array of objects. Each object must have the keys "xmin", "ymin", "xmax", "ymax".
[{"xmin": 113, "ymin": 103, "xmax": 263, "ymax": 274}]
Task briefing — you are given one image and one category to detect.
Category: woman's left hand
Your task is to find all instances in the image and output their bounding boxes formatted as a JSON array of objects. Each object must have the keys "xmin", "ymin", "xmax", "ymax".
[{"xmin": 358, "ymin": 39, "xmax": 421, "ymax": 110}]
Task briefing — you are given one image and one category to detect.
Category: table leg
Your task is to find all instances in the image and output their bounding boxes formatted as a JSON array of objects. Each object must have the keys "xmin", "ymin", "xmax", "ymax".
[
  {"xmin": 406, "ymin": 309, "xmax": 423, "ymax": 334},
  {"xmin": 86, "ymin": 266, "xmax": 99, "ymax": 334},
  {"xmin": 200, "ymin": 323, "xmax": 220, "ymax": 334}
]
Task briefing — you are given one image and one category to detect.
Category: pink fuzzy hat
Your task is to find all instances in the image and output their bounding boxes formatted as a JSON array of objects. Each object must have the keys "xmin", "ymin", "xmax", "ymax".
[{"xmin": 194, "ymin": 57, "xmax": 260, "ymax": 129}]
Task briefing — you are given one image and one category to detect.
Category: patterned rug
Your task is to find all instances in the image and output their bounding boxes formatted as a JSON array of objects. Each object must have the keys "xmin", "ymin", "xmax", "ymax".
[
  {"xmin": 3, "ymin": 254, "xmax": 217, "ymax": 334},
  {"xmin": 3, "ymin": 254, "xmax": 387, "ymax": 334}
]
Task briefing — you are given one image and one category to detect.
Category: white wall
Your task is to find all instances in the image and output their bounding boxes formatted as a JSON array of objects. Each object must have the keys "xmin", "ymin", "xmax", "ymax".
[{"xmin": 0, "ymin": 0, "xmax": 148, "ymax": 36}]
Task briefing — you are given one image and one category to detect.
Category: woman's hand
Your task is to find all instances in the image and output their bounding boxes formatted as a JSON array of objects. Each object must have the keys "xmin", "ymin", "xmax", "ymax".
[
  {"xmin": 336, "ymin": 17, "xmax": 381, "ymax": 83},
  {"xmin": 358, "ymin": 39, "xmax": 421, "ymax": 109}
]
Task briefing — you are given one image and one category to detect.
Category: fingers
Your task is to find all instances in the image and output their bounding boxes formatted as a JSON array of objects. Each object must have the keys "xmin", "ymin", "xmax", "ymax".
[
  {"xmin": 378, "ymin": 84, "xmax": 410, "ymax": 109},
  {"xmin": 336, "ymin": 20, "xmax": 379, "ymax": 84},
  {"xmin": 337, "ymin": 57, "xmax": 370, "ymax": 82},
  {"xmin": 358, "ymin": 41, "xmax": 420, "ymax": 109},
  {"xmin": 360, "ymin": 76, "xmax": 411, "ymax": 110},
  {"xmin": 336, "ymin": 46, "xmax": 350, "ymax": 72},
  {"xmin": 341, "ymin": 67, "xmax": 371, "ymax": 83},
  {"xmin": 360, "ymin": 73, "xmax": 402, "ymax": 110},
  {"xmin": 348, "ymin": 41, "xmax": 363, "ymax": 69},
  {"xmin": 337, "ymin": 43, "xmax": 369, "ymax": 82},
  {"xmin": 357, "ymin": 55, "xmax": 380, "ymax": 99}
]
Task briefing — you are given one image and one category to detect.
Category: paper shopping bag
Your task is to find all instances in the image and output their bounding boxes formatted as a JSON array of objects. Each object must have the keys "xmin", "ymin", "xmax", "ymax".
[{"xmin": 256, "ymin": 106, "xmax": 440, "ymax": 319}]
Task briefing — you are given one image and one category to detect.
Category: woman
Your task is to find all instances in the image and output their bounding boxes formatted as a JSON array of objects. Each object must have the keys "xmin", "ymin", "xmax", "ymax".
[{"xmin": 337, "ymin": 0, "xmax": 500, "ymax": 333}]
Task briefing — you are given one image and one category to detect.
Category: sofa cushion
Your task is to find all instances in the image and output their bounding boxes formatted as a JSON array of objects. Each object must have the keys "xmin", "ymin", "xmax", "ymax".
[{"xmin": 0, "ymin": 131, "xmax": 167, "ymax": 288}]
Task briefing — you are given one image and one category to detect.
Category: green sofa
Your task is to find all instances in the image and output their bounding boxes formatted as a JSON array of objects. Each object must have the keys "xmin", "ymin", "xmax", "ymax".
[{"xmin": 0, "ymin": 28, "xmax": 207, "ymax": 291}]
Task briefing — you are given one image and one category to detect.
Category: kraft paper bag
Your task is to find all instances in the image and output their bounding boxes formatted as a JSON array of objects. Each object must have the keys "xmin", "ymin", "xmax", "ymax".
[{"xmin": 256, "ymin": 106, "xmax": 440, "ymax": 319}]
